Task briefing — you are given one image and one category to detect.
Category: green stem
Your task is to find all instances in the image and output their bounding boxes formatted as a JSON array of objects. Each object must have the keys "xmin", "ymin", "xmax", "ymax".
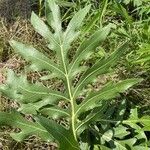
[
  {"xmin": 60, "ymin": 45, "xmax": 77, "ymax": 141},
  {"xmin": 39, "ymin": 0, "xmax": 42, "ymax": 17},
  {"xmin": 99, "ymin": 0, "xmax": 108, "ymax": 27}
]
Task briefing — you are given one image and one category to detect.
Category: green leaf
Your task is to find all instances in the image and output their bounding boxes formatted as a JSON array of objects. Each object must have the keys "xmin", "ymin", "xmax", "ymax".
[
  {"xmin": 99, "ymin": 125, "xmax": 147, "ymax": 150},
  {"xmin": 73, "ymin": 42, "xmax": 129, "ymax": 98},
  {"xmin": 0, "ymin": 0, "xmax": 146, "ymax": 149},
  {"xmin": 114, "ymin": 125, "xmax": 129, "ymax": 139},
  {"xmin": 9, "ymin": 40, "xmax": 65, "ymax": 78},
  {"xmin": 100, "ymin": 129, "xmax": 127, "ymax": 150},
  {"xmin": 37, "ymin": 116, "xmax": 79, "ymax": 150},
  {"xmin": 115, "ymin": 99, "xmax": 126, "ymax": 123},
  {"xmin": 69, "ymin": 24, "xmax": 112, "ymax": 78},
  {"xmin": 75, "ymin": 79, "xmax": 142, "ymax": 115},
  {"xmin": 113, "ymin": 2, "xmax": 133, "ymax": 25},
  {"xmin": 63, "ymin": 5, "xmax": 91, "ymax": 56},
  {"xmin": 76, "ymin": 101, "xmax": 125, "ymax": 135},
  {"xmin": 82, "ymin": 0, "xmax": 109, "ymax": 34},
  {"xmin": 0, "ymin": 112, "xmax": 52, "ymax": 142},
  {"xmin": 76, "ymin": 102, "xmax": 109, "ymax": 135},
  {"xmin": 45, "ymin": 0, "xmax": 62, "ymax": 34},
  {"xmin": 0, "ymin": 70, "xmax": 68, "ymax": 114},
  {"xmin": 31, "ymin": 11, "xmax": 60, "ymax": 52},
  {"xmin": 65, "ymin": 5, "xmax": 91, "ymax": 37},
  {"xmin": 40, "ymin": 106, "xmax": 70, "ymax": 119},
  {"xmin": 31, "ymin": 11, "xmax": 52, "ymax": 41},
  {"xmin": 123, "ymin": 108, "xmax": 150, "ymax": 132},
  {"xmin": 56, "ymin": 1, "xmax": 75, "ymax": 7},
  {"xmin": 99, "ymin": 145, "xmax": 110, "ymax": 150},
  {"xmin": 82, "ymin": 12, "xmax": 100, "ymax": 35}
]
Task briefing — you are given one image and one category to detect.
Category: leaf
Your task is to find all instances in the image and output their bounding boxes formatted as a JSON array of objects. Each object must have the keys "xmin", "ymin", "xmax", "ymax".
[
  {"xmin": 123, "ymin": 108, "xmax": 150, "ymax": 132},
  {"xmin": 0, "ymin": 0, "xmax": 146, "ymax": 149},
  {"xmin": 79, "ymin": 142, "xmax": 89, "ymax": 150},
  {"xmin": 76, "ymin": 102, "xmax": 109, "ymax": 135},
  {"xmin": 114, "ymin": 138, "xmax": 136, "ymax": 150},
  {"xmin": 99, "ymin": 126, "xmax": 146, "ymax": 150},
  {"xmin": 82, "ymin": 12, "xmax": 100, "ymax": 35},
  {"xmin": 73, "ymin": 42, "xmax": 129, "ymax": 98},
  {"xmin": 45, "ymin": 0, "xmax": 62, "ymax": 34},
  {"xmin": 40, "ymin": 106, "xmax": 70, "ymax": 119},
  {"xmin": 100, "ymin": 129, "xmax": 128, "ymax": 150},
  {"xmin": 18, "ymin": 98, "xmax": 66, "ymax": 115},
  {"xmin": 76, "ymin": 101, "xmax": 124, "ymax": 135},
  {"xmin": 114, "ymin": 99, "xmax": 126, "ymax": 125},
  {"xmin": 113, "ymin": 2, "xmax": 133, "ymax": 25},
  {"xmin": 75, "ymin": 78, "xmax": 142, "ymax": 116},
  {"xmin": 31, "ymin": 11, "xmax": 60, "ymax": 52},
  {"xmin": 0, "ymin": 112, "xmax": 52, "ymax": 142},
  {"xmin": 97, "ymin": 110, "xmax": 148, "ymax": 150},
  {"xmin": 114, "ymin": 125, "xmax": 129, "ymax": 139},
  {"xmin": 0, "ymin": 70, "xmax": 68, "ymax": 114},
  {"xmin": 76, "ymin": 101, "xmax": 125, "ymax": 135},
  {"xmin": 99, "ymin": 0, "xmax": 109, "ymax": 27},
  {"xmin": 99, "ymin": 145, "xmax": 110, "ymax": 150},
  {"xmin": 9, "ymin": 40, "xmax": 65, "ymax": 78},
  {"xmin": 69, "ymin": 24, "xmax": 112, "ymax": 78},
  {"xmin": 56, "ymin": 1, "xmax": 75, "ymax": 7},
  {"xmin": 63, "ymin": 5, "xmax": 91, "ymax": 57},
  {"xmin": 37, "ymin": 116, "xmax": 79, "ymax": 150},
  {"xmin": 31, "ymin": 11, "xmax": 53, "ymax": 41},
  {"xmin": 82, "ymin": 0, "xmax": 109, "ymax": 34},
  {"xmin": 65, "ymin": 5, "xmax": 91, "ymax": 38}
]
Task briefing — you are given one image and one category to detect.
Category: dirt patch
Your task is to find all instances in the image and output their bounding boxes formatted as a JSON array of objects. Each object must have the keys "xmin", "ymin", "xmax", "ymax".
[{"xmin": 0, "ymin": 0, "xmax": 31, "ymax": 23}]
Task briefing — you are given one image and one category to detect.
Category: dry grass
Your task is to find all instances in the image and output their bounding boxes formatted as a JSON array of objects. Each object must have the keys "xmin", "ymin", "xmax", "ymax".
[{"xmin": 0, "ymin": 132, "xmax": 57, "ymax": 150}]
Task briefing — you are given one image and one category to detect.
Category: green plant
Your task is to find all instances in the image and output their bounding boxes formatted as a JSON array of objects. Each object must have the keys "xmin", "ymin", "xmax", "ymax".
[
  {"xmin": 0, "ymin": 0, "xmax": 149, "ymax": 149},
  {"xmin": 127, "ymin": 43, "xmax": 150, "ymax": 71},
  {"xmin": 118, "ymin": 0, "xmax": 143, "ymax": 7}
]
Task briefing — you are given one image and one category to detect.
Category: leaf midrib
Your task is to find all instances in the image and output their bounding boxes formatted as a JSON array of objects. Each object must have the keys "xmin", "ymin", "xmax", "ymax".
[
  {"xmin": 68, "ymin": 36, "xmax": 99, "ymax": 76},
  {"xmin": 59, "ymin": 43, "xmax": 77, "ymax": 141},
  {"xmin": 31, "ymin": 54, "xmax": 65, "ymax": 76},
  {"xmin": 75, "ymin": 104, "xmax": 107, "ymax": 132},
  {"xmin": 0, "ymin": 116, "xmax": 48, "ymax": 133},
  {"xmin": 72, "ymin": 53, "xmax": 117, "ymax": 99},
  {"xmin": 19, "ymin": 86, "xmax": 69, "ymax": 101},
  {"xmin": 74, "ymin": 83, "xmax": 119, "ymax": 116},
  {"xmin": 41, "ymin": 107, "xmax": 70, "ymax": 117}
]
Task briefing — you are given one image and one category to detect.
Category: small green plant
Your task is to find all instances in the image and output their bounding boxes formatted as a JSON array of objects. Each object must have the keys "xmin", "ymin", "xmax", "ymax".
[
  {"xmin": 119, "ymin": 0, "xmax": 143, "ymax": 7},
  {"xmin": 0, "ymin": 0, "xmax": 150, "ymax": 149},
  {"xmin": 127, "ymin": 43, "xmax": 150, "ymax": 71}
]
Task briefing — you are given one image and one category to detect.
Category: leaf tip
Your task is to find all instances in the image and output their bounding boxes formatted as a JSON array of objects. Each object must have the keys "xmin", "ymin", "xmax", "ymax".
[
  {"xmin": 86, "ymin": 4, "xmax": 91, "ymax": 11},
  {"xmin": 9, "ymin": 40, "xmax": 15, "ymax": 46},
  {"xmin": 31, "ymin": 11, "xmax": 37, "ymax": 21},
  {"xmin": 136, "ymin": 78, "xmax": 143, "ymax": 83},
  {"xmin": 128, "ymin": 78, "xmax": 143, "ymax": 87}
]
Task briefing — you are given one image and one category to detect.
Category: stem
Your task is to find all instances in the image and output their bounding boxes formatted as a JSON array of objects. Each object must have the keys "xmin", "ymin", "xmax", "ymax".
[
  {"xmin": 99, "ymin": 0, "xmax": 108, "ymax": 27},
  {"xmin": 60, "ymin": 45, "xmax": 77, "ymax": 141},
  {"xmin": 39, "ymin": 0, "xmax": 42, "ymax": 17}
]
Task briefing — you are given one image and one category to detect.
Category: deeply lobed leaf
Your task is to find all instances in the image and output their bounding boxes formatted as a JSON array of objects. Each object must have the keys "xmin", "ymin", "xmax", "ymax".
[
  {"xmin": 0, "ymin": 0, "xmax": 145, "ymax": 149},
  {"xmin": 0, "ymin": 112, "xmax": 52, "ymax": 142},
  {"xmin": 37, "ymin": 116, "xmax": 79, "ymax": 150},
  {"xmin": 0, "ymin": 70, "xmax": 69, "ymax": 114}
]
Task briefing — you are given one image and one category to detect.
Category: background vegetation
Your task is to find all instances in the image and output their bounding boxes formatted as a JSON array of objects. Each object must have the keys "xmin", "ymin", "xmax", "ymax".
[{"xmin": 0, "ymin": 0, "xmax": 150, "ymax": 149}]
